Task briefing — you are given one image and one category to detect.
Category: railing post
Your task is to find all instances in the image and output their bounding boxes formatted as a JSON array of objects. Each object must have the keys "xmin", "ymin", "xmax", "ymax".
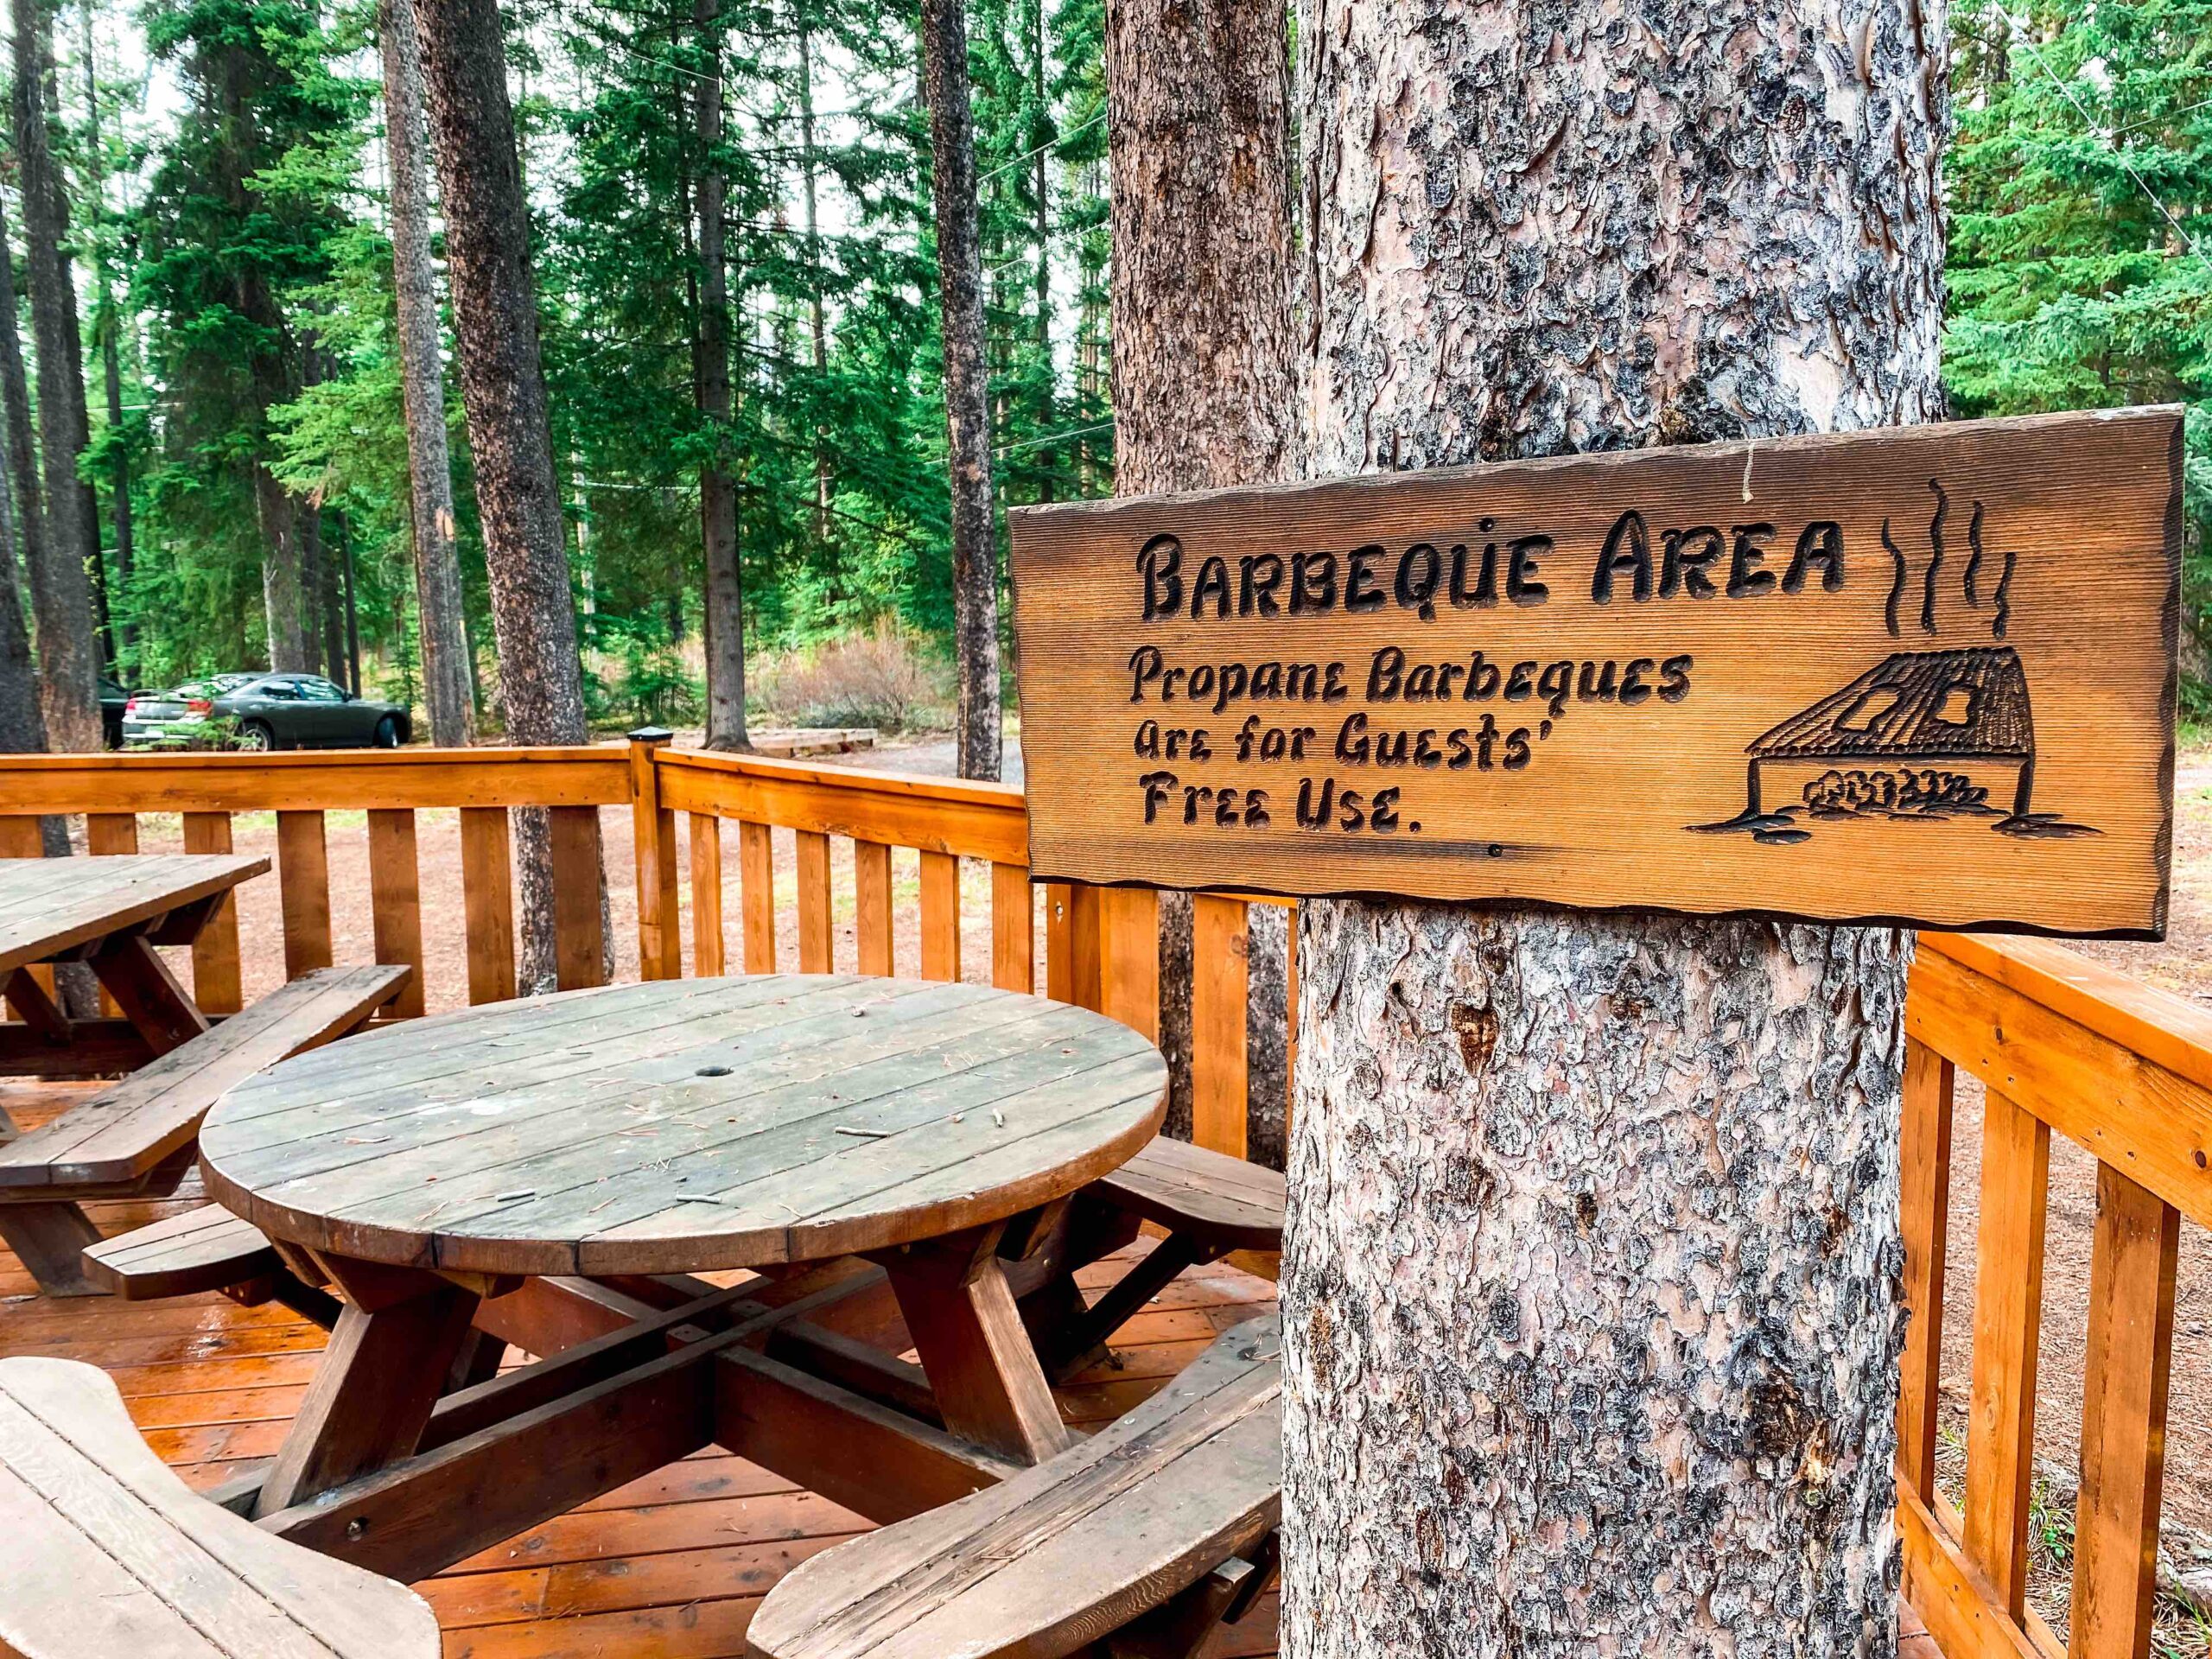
[{"xmin": 627, "ymin": 728, "xmax": 681, "ymax": 981}]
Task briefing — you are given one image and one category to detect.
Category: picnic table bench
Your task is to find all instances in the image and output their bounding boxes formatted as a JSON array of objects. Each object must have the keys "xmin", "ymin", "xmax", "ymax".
[
  {"xmin": 748, "ymin": 1313, "xmax": 1283, "ymax": 1659},
  {"xmin": 0, "ymin": 1356, "xmax": 439, "ymax": 1658},
  {"xmin": 0, "ymin": 963, "xmax": 408, "ymax": 1294}
]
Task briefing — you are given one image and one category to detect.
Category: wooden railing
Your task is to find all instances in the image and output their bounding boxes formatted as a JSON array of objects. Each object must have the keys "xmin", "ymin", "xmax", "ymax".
[
  {"xmin": 1901, "ymin": 931, "xmax": 2200, "ymax": 1659},
  {"xmin": 0, "ymin": 738, "xmax": 2203, "ymax": 1656}
]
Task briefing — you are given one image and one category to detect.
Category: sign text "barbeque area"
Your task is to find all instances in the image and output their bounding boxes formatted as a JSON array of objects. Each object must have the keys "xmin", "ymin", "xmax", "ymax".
[{"xmin": 1007, "ymin": 410, "xmax": 2182, "ymax": 937}]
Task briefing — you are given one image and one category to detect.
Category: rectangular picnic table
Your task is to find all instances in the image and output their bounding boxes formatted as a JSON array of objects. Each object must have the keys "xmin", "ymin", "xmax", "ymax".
[{"xmin": 0, "ymin": 853, "xmax": 269, "ymax": 1083}]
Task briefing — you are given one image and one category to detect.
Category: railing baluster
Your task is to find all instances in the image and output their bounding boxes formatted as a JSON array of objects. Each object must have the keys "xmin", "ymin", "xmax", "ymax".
[
  {"xmin": 366, "ymin": 809, "xmax": 427, "ymax": 1018},
  {"xmin": 1898, "ymin": 1035, "xmax": 1955, "ymax": 1503},
  {"xmin": 1962, "ymin": 1087, "xmax": 2051, "ymax": 1619},
  {"xmin": 275, "ymin": 809, "xmax": 334, "ymax": 979},
  {"xmin": 1099, "ymin": 887, "xmax": 1160, "ymax": 1041},
  {"xmin": 458, "ymin": 806, "xmax": 517, "ymax": 1005},
  {"xmin": 690, "ymin": 813, "xmax": 724, "ymax": 977},
  {"xmin": 739, "ymin": 820, "xmax": 775, "ymax": 972},
  {"xmin": 2069, "ymin": 1163, "xmax": 2180, "ymax": 1658},
  {"xmin": 990, "ymin": 863, "xmax": 1033, "ymax": 993},
  {"xmin": 918, "ymin": 851, "xmax": 960, "ymax": 981},
  {"xmin": 181, "ymin": 810, "xmax": 243, "ymax": 1014},
  {"xmin": 855, "ymin": 839, "xmax": 893, "ymax": 976},
  {"xmin": 1190, "ymin": 895, "xmax": 1248, "ymax": 1159},
  {"xmin": 797, "ymin": 830, "xmax": 833, "ymax": 973},
  {"xmin": 628, "ymin": 733, "xmax": 681, "ymax": 980},
  {"xmin": 546, "ymin": 805, "xmax": 607, "ymax": 990}
]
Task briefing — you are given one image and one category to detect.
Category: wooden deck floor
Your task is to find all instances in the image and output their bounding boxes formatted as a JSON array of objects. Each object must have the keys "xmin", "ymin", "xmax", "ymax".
[{"xmin": 0, "ymin": 1082, "xmax": 1939, "ymax": 1658}]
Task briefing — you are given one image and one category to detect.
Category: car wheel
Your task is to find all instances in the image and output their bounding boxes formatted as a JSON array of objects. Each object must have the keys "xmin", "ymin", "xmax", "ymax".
[
  {"xmin": 374, "ymin": 715, "xmax": 400, "ymax": 748},
  {"xmin": 238, "ymin": 720, "xmax": 276, "ymax": 752}
]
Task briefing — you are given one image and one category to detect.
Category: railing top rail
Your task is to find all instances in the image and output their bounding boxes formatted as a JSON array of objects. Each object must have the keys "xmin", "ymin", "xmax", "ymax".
[
  {"xmin": 0, "ymin": 746, "xmax": 631, "ymax": 813},
  {"xmin": 1923, "ymin": 930, "xmax": 2212, "ymax": 1095},
  {"xmin": 654, "ymin": 746, "xmax": 1027, "ymax": 810}
]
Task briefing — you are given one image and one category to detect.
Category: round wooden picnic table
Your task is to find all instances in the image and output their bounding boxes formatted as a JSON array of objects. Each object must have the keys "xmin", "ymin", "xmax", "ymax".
[
  {"xmin": 200, "ymin": 974, "xmax": 1166, "ymax": 1277},
  {"xmin": 196, "ymin": 974, "xmax": 1169, "ymax": 1522}
]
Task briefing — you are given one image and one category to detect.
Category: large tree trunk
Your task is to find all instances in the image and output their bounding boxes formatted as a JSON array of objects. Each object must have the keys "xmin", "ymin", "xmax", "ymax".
[
  {"xmin": 1279, "ymin": 0, "xmax": 1947, "ymax": 1651},
  {"xmin": 0, "ymin": 442, "xmax": 39, "ymax": 754},
  {"xmin": 694, "ymin": 0, "xmax": 747, "ymax": 753},
  {"xmin": 380, "ymin": 0, "xmax": 473, "ymax": 747},
  {"xmin": 1103, "ymin": 0, "xmax": 1297, "ymax": 1157},
  {"xmin": 920, "ymin": 0, "xmax": 1001, "ymax": 781},
  {"xmin": 79, "ymin": 0, "xmax": 130, "ymax": 672},
  {"xmin": 414, "ymin": 0, "xmax": 595, "ymax": 994},
  {"xmin": 0, "ymin": 183, "xmax": 46, "ymax": 704},
  {"xmin": 11, "ymin": 0, "xmax": 100, "ymax": 753}
]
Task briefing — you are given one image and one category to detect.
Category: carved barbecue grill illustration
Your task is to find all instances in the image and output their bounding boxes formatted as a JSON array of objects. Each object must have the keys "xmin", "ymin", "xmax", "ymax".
[
  {"xmin": 1696, "ymin": 480, "xmax": 2094, "ymax": 843},
  {"xmin": 1743, "ymin": 645, "xmax": 2034, "ymax": 817}
]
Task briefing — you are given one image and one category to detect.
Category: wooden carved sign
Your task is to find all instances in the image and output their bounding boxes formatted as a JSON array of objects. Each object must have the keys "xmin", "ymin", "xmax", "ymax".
[{"xmin": 1007, "ymin": 408, "xmax": 2181, "ymax": 938}]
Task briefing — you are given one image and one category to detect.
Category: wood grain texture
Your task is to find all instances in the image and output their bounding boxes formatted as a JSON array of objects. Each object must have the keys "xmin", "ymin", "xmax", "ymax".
[
  {"xmin": 741, "ymin": 819, "xmax": 778, "ymax": 972},
  {"xmin": 367, "ymin": 809, "xmax": 428, "ymax": 1018},
  {"xmin": 1190, "ymin": 895, "xmax": 1249, "ymax": 1157},
  {"xmin": 1100, "ymin": 887, "xmax": 1160, "ymax": 1040},
  {"xmin": 748, "ymin": 1314, "xmax": 1281, "ymax": 1659},
  {"xmin": 1095, "ymin": 1136, "xmax": 1286, "ymax": 1254},
  {"xmin": 1009, "ymin": 408, "xmax": 2180, "ymax": 937},
  {"xmin": 180, "ymin": 814, "xmax": 244, "ymax": 1014},
  {"xmin": 0, "ymin": 854, "xmax": 268, "ymax": 977},
  {"xmin": 196, "ymin": 975, "xmax": 1168, "ymax": 1276},
  {"xmin": 2067, "ymin": 1164, "xmax": 2179, "ymax": 1658},
  {"xmin": 1897, "ymin": 1034, "xmax": 1954, "ymax": 1504},
  {"xmin": 690, "ymin": 811, "xmax": 725, "ymax": 976},
  {"xmin": 798, "ymin": 830, "xmax": 834, "ymax": 973},
  {"xmin": 458, "ymin": 805, "xmax": 517, "ymax": 1005},
  {"xmin": 919, "ymin": 850, "xmax": 961, "ymax": 982},
  {"xmin": 0, "ymin": 965, "xmax": 407, "ymax": 1190},
  {"xmin": 0, "ymin": 747, "xmax": 628, "ymax": 814},
  {"xmin": 275, "ymin": 810, "xmax": 334, "ymax": 978},
  {"xmin": 1962, "ymin": 1089, "xmax": 2050, "ymax": 1618},
  {"xmin": 856, "ymin": 839, "xmax": 894, "ymax": 977},
  {"xmin": 545, "ymin": 805, "xmax": 605, "ymax": 990},
  {"xmin": 0, "ymin": 1356, "xmax": 440, "ymax": 1657},
  {"xmin": 876, "ymin": 1229, "xmax": 1072, "ymax": 1465},
  {"xmin": 81, "ymin": 1205, "xmax": 281, "ymax": 1300},
  {"xmin": 991, "ymin": 863, "xmax": 1033, "ymax": 992}
]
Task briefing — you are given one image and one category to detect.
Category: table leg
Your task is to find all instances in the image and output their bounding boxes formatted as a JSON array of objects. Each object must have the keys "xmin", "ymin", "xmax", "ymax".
[
  {"xmin": 0, "ymin": 1202, "xmax": 102, "ymax": 1296},
  {"xmin": 253, "ymin": 1263, "xmax": 481, "ymax": 1516},
  {"xmin": 874, "ymin": 1226, "xmax": 1072, "ymax": 1465},
  {"xmin": 89, "ymin": 934, "xmax": 210, "ymax": 1056}
]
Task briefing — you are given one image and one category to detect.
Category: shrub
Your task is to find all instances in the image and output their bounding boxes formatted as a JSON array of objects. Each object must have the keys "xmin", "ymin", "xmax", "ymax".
[{"xmin": 753, "ymin": 620, "xmax": 951, "ymax": 733}]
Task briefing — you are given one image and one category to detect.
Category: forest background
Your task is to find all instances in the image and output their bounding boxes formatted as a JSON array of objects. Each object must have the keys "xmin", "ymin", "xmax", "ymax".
[{"xmin": 0, "ymin": 0, "xmax": 2201, "ymax": 746}]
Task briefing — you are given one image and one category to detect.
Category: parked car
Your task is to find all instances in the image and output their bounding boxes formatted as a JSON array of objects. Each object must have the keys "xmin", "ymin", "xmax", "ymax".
[{"xmin": 123, "ymin": 673, "xmax": 411, "ymax": 751}]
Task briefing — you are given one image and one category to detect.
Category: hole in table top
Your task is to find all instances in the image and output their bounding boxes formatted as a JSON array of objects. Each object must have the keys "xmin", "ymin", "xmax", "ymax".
[{"xmin": 696, "ymin": 1065, "xmax": 733, "ymax": 1077}]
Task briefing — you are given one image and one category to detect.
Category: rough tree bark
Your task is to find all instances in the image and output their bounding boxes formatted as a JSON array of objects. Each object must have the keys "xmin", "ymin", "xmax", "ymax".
[
  {"xmin": 414, "ymin": 0, "xmax": 597, "ymax": 993},
  {"xmin": 0, "ymin": 455, "xmax": 38, "ymax": 754},
  {"xmin": 1103, "ymin": 0, "xmax": 1297, "ymax": 1158},
  {"xmin": 1279, "ymin": 0, "xmax": 1946, "ymax": 1651},
  {"xmin": 920, "ymin": 0, "xmax": 1001, "ymax": 781},
  {"xmin": 694, "ymin": 0, "xmax": 748, "ymax": 752},
  {"xmin": 379, "ymin": 0, "xmax": 474, "ymax": 746},
  {"xmin": 79, "ymin": 0, "xmax": 130, "ymax": 668},
  {"xmin": 10, "ymin": 0, "xmax": 100, "ymax": 753},
  {"xmin": 799, "ymin": 25, "xmax": 830, "ymax": 543},
  {"xmin": 0, "ymin": 182, "xmax": 46, "ymax": 692}
]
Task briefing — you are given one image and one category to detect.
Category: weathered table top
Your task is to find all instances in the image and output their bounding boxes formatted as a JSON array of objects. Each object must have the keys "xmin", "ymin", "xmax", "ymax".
[
  {"xmin": 0, "ymin": 854, "xmax": 269, "ymax": 976},
  {"xmin": 199, "ymin": 975, "xmax": 1169, "ymax": 1276}
]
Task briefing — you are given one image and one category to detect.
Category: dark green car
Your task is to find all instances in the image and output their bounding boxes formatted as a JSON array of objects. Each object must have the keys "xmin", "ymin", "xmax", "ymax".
[{"xmin": 123, "ymin": 673, "xmax": 411, "ymax": 750}]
